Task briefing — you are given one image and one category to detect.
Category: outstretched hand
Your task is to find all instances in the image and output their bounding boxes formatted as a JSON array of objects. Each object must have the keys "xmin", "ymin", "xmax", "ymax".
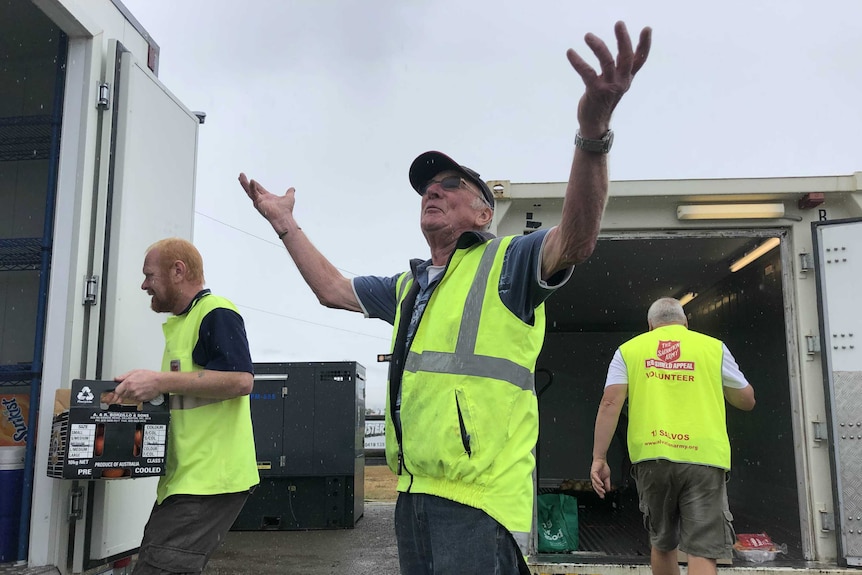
[
  {"xmin": 238, "ymin": 173, "xmax": 297, "ymax": 231},
  {"xmin": 567, "ymin": 21, "xmax": 652, "ymax": 135}
]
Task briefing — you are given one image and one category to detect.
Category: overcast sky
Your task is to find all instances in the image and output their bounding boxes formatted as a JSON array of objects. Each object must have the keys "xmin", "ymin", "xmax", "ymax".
[{"xmin": 121, "ymin": 0, "xmax": 862, "ymax": 410}]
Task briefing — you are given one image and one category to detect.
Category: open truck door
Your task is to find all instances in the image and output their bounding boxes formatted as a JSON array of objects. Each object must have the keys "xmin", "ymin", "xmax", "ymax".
[
  {"xmin": 70, "ymin": 40, "xmax": 198, "ymax": 572},
  {"xmin": 813, "ymin": 217, "xmax": 862, "ymax": 567}
]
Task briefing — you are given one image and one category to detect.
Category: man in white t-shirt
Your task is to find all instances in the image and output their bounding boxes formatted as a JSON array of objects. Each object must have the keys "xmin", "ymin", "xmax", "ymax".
[{"xmin": 591, "ymin": 297, "xmax": 755, "ymax": 575}]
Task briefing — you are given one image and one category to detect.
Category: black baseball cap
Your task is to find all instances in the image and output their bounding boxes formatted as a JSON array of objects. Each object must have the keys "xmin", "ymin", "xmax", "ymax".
[{"xmin": 409, "ymin": 151, "xmax": 495, "ymax": 210}]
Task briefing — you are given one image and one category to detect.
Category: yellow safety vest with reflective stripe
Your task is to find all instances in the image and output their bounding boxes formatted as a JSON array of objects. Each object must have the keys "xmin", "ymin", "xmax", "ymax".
[
  {"xmin": 157, "ymin": 293, "xmax": 259, "ymax": 504},
  {"xmin": 385, "ymin": 236, "xmax": 544, "ymax": 554},
  {"xmin": 621, "ymin": 324, "xmax": 730, "ymax": 469}
]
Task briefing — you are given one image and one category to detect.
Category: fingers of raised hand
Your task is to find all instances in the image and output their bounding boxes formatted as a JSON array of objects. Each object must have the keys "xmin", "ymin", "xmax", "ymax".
[
  {"xmin": 571, "ymin": 22, "xmax": 651, "ymax": 90},
  {"xmin": 238, "ymin": 173, "xmax": 254, "ymax": 196},
  {"xmin": 566, "ymin": 37, "xmax": 618, "ymax": 89},
  {"xmin": 566, "ymin": 48, "xmax": 598, "ymax": 85},
  {"xmin": 631, "ymin": 27, "xmax": 652, "ymax": 76},
  {"xmin": 253, "ymin": 179, "xmax": 278, "ymax": 199},
  {"xmin": 584, "ymin": 31, "xmax": 616, "ymax": 82},
  {"xmin": 612, "ymin": 21, "xmax": 634, "ymax": 76},
  {"xmin": 238, "ymin": 174, "xmax": 269, "ymax": 202},
  {"xmin": 612, "ymin": 23, "xmax": 652, "ymax": 79}
]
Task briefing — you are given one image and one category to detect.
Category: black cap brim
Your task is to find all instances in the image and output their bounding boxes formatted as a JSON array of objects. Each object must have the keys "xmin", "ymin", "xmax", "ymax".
[{"xmin": 409, "ymin": 151, "xmax": 494, "ymax": 209}]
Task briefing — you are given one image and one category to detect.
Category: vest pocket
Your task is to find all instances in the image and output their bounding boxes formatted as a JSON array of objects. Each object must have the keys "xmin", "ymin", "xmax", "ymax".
[
  {"xmin": 401, "ymin": 384, "xmax": 515, "ymax": 484},
  {"xmin": 400, "ymin": 385, "xmax": 479, "ymax": 478},
  {"xmin": 455, "ymin": 392, "xmax": 472, "ymax": 457}
]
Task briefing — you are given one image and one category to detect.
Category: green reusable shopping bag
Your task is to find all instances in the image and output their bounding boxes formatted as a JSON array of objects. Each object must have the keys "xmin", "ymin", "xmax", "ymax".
[{"xmin": 537, "ymin": 493, "xmax": 579, "ymax": 553}]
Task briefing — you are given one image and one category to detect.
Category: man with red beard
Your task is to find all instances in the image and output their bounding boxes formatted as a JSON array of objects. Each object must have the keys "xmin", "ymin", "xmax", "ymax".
[{"xmin": 109, "ymin": 237, "xmax": 258, "ymax": 574}]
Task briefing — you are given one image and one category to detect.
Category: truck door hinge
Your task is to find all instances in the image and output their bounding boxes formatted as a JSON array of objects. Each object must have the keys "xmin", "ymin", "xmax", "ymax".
[
  {"xmin": 805, "ymin": 334, "xmax": 821, "ymax": 355},
  {"xmin": 279, "ymin": 455, "xmax": 286, "ymax": 468},
  {"xmin": 97, "ymin": 82, "xmax": 111, "ymax": 110},
  {"xmin": 812, "ymin": 420, "xmax": 827, "ymax": 442},
  {"xmin": 282, "ymin": 386, "xmax": 288, "ymax": 398},
  {"xmin": 820, "ymin": 508, "xmax": 835, "ymax": 532},
  {"xmin": 799, "ymin": 252, "xmax": 814, "ymax": 273},
  {"xmin": 69, "ymin": 485, "xmax": 84, "ymax": 521},
  {"xmin": 83, "ymin": 275, "xmax": 100, "ymax": 306}
]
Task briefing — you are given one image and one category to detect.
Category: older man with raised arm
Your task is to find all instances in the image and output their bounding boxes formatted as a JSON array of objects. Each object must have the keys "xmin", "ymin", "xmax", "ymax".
[{"xmin": 240, "ymin": 21, "xmax": 651, "ymax": 575}]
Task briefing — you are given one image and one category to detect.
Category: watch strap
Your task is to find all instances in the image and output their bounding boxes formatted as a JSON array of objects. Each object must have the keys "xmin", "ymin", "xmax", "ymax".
[{"xmin": 574, "ymin": 129, "xmax": 614, "ymax": 153}]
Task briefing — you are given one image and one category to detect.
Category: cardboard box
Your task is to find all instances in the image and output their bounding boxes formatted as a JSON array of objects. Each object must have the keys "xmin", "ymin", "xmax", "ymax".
[{"xmin": 47, "ymin": 379, "xmax": 169, "ymax": 480}]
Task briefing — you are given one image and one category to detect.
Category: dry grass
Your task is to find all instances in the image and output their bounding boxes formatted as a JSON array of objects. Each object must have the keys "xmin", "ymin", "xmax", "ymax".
[{"xmin": 364, "ymin": 464, "xmax": 398, "ymax": 502}]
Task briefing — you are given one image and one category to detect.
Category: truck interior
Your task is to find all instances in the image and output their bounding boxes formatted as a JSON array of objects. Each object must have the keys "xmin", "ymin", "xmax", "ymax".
[{"xmin": 535, "ymin": 231, "xmax": 803, "ymax": 562}]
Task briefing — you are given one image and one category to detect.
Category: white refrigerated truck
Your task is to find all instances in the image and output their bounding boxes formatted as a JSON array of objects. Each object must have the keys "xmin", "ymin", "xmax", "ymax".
[
  {"xmin": 1, "ymin": 1, "xmax": 199, "ymax": 572},
  {"xmin": 485, "ymin": 173, "xmax": 862, "ymax": 574}
]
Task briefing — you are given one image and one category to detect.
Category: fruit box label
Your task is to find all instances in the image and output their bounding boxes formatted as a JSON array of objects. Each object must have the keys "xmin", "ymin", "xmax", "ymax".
[{"xmin": 47, "ymin": 379, "xmax": 170, "ymax": 480}]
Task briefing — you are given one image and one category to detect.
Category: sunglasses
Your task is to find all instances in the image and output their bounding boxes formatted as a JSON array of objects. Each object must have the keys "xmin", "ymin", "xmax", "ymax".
[
  {"xmin": 421, "ymin": 176, "xmax": 490, "ymax": 206},
  {"xmin": 420, "ymin": 175, "xmax": 467, "ymax": 194}
]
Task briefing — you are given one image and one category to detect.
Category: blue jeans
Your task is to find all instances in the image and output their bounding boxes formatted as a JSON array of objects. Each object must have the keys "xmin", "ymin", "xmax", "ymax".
[{"xmin": 395, "ymin": 492, "xmax": 522, "ymax": 575}]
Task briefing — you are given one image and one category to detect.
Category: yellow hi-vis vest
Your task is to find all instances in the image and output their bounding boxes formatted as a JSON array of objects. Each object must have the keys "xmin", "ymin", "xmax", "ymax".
[
  {"xmin": 157, "ymin": 293, "xmax": 259, "ymax": 504},
  {"xmin": 385, "ymin": 236, "xmax": 545, "ymax": 554},
  {"xmin": 621, "ymin": 324, "xmax": 730, "ymax": 469}
]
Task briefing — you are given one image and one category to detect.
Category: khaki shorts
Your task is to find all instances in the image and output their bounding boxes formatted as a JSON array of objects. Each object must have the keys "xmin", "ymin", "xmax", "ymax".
[{"xmin": 632, "ymin": 460, "xmax": 735, "ymax": 559}]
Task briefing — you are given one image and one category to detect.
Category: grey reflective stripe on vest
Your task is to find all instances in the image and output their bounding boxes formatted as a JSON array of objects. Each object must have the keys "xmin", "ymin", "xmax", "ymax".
[
  {"xmin": 169, "ymin": 394, "xmax": 224, "ymax": 410},
  {"xmin": 407, "ymin": 351, "xmax": 534, "ymax": 391},
  {"xmin": 397, "ymin": 271, "xmax": 413, "ymax": 301},
  {"xmin": 404, "ymin": 238, "xmax": 534, "ymax": 392}
]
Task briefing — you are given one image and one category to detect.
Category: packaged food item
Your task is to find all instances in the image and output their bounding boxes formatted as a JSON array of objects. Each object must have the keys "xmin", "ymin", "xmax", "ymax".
[
  {"xmin": 735, "ymin": 533, "xmax": 775, "ymax": 549},
  {"xmin": 733, "ymin": 533, "xmax": 787, "ymax": 562},
  {"xmin": 47, "ymin": 380, "xmax": 169, "ymax": 480}
]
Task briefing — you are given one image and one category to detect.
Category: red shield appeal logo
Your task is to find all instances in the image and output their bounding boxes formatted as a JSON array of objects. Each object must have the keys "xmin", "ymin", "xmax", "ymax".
[{"xmin": 657, "ymin": 340, "xmax": 681, "ymax": 362}]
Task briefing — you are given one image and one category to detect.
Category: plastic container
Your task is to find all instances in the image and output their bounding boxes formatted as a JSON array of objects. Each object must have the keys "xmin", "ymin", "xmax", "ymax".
[
  {"xmin": 733, "ymin": 541, "xmax": 788, "ymax": 563},
  {"xmin": 733, "ymin": 547, "xmax": 781, "ymax": 563},
  {"xmin": 0, "ymin": 446, "xmax": 25, "ymax": 563}
]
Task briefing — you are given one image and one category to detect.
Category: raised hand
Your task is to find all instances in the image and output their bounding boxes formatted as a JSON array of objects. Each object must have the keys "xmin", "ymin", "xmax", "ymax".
[
  {"xmin": 238, "ymin": 172, "xmax": 297, "ymax": 232},
  {"xmin": 567, "ymin": 21, "xmax": 652, "ymax": 135}
]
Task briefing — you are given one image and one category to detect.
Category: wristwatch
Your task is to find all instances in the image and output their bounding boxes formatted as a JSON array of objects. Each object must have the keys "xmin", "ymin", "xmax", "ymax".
[{"xmin": 574, "ymin": 129, "xmax": 614, "ymax": 153}]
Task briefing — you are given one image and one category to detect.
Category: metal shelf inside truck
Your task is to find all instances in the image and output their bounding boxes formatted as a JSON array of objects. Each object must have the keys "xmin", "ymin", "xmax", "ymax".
[
  {"xmin": 0, "ymin": 115, "xmax": 55, "ymax": 162},
  {"xmin": 0, "ymin": 238, "xmax": 42, "ymax": 272},
  {"xmin": 0, "ymin": 364, "xmax": 34, "ymax": 386}
]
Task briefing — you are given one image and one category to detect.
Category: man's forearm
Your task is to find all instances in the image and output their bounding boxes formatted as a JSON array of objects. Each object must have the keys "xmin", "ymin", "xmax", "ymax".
[
  {"xmin": 276, "ymin": 218, "xmax": 361, "ymax": 312},
  {"xmin": 593, "ymin": 385, "xmax": 626, "ymax": 460},
  {"xmin": 160, "ymin": 369, "xmax": 253, "ymax": 399},
  {"xmin": 561, "ymin": 148, "xmax": 609, "ymax": 263},
  {"xmin": 592, "ymin": 401, "xmax": 620, "ymax": 461}
]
